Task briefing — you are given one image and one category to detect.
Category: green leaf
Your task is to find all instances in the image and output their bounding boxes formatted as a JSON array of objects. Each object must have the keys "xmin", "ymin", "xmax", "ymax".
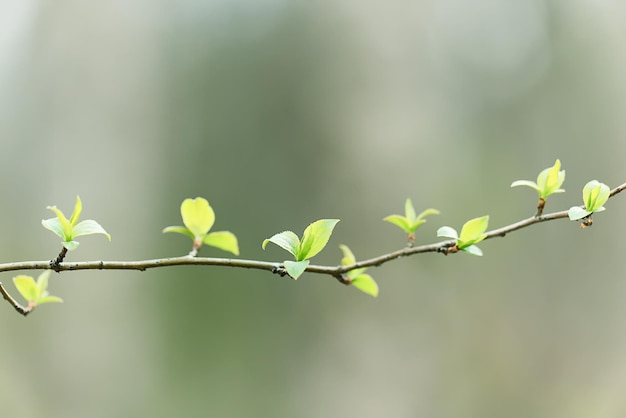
[
  {"xmin": 537, "ymin": 159, "xmax": 565, "ymax": 198},
  {"xmin": 511, "ymin": 159, "xmax": 565, "ymax": 199},
  {"xmin": 46, "ymin": 206, "xmax": 73, "ymax": 240},
  {"xmin": 568, "ymin": 206, "xmax": 590, "ymax": 221},
  {"xmin": 410, "ymin": 208, "xmax": 439, "ymax": 230},
  {"xmin": 162, "ymin": 226, "xmax": 195, "ymax": 239},
  {"xmin": 458, "ymin": 215, "xmax": 489, "ymax": 247},
  {"xmin": 298, "ymin": 226, "xmax": 316, "ymax": 261},
  {"xmin": 13, "ymin": 275, "xmax": 39, "ymax": 302},
  {"xmin": 384, "ymin": 200, "xmax": 439, "ymax": 235},
  {"xmin": 36, "ymin": 270, "xmax": 52, "ymax": 294},
  {"xmin": 383, "ymin": 215, "xmax": 413, "ymax": 234},
  {"xmin": 72, "ymin": 220, "xmax": 111, "ymax": 240},
  {"xmin": 351, "ymin": 274, "xmax": 379, "ymax": 297},
  {"xmin": 339, "ymin": 244, "xmax": 367, "ymax": 277},
  {"xmin": 63, "ymin": 241, "xmax": 80, "ymax": 251},
  {"xmin": 36, "ymin": 295, "xmax": 64, "ymax": 305},
  {"xmin": 382, "ymin": 215, "xmax": 412, "ymax": 233},
  {"xmin": 461, "ymin": 245, "xmax": 484, "ymax": 256},
  {"xmin": 583, "ymin": 180, "xmax": 610, "ymax": 212},
  {"xmin": 203, "ymin": 231, "xmax": 240, "ymax": 256},
  {"xmin": 436, "ymin": 226, "xmax": 458, "ymax": 240},
  {"xmin": 298, "ymin": 219, "xmax": 340, "ymax": 260},
  {"xmin": 404, "ymin": 198, "xmax": 417, "ymax": 223},
  {"xmin": 43, "ymin": 197, "xmax": 110, "ymax": 250},
  {"xmin": 41, "ymin": 217, "xmax": 65, "ymax": 240},
  {"xmin": 284, "ymin": 260, "xmax": 309, "ymax": 280},
  {"xmin": 262, "ymin": 231, "xmax": 300, "ymax": 257},
  {"xmin": 416, "ymin": 208, "xmax": 440, "ymax": 221},
  {"xmin": 510, "ymin": 180, "xmax": 540, "ymax": 191},
  {"xmin": 180, "ymin": 197, "xmax": 215, "ymax": 239},
  {"xmin": 339, "ymin": 244, "xmax": 356, "ymax": 265},
  {"xmin": 69, "ymin": 196, "xmax": 83, "ymax": 226}
]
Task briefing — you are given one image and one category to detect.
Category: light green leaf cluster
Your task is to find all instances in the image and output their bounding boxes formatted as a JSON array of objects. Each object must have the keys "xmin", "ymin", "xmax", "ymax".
[
  {"xmin": 568, "ymin": 180, "xmax": 610, "ymax": 221},
  {"xmin": 339, "ymin": 244, "xmax": 378, "ymax": 297},
  {"xmin": 437, "ymin": 215, "xmax": 489, "ymax": 256},
  {"xmin": 13, "ymin": 271, "xmax": 63, "ymax": 309},
  {"xmin": 41, "ymin": 196, "xmax": 111, "ymax": 251},
  {"xmin": 511, "ymin": 159, "xmax": 565, "ymax": 199},
  {"xmin": 262, "ymin": 219, "xmax": 340, "ymax": 279},
  {"xmin": 383, "ymin": 198, "xmax": 439, "ymax": 239},
  {"xmin": 163, "ymin": 197, "xmax": 239, "ymax": 256}
]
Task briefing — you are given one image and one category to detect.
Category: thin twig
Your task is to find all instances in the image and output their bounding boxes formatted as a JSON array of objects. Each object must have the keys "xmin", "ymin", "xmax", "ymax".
[{"xmin": 0, "ymin": 282, "xmax": 31, "ymax": 316}]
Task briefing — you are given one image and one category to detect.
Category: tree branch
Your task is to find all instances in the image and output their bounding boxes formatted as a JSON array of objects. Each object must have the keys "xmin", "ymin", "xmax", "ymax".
[{"xmin": 1, "ymin": 182, "xmax": 624, "ymax": 316}]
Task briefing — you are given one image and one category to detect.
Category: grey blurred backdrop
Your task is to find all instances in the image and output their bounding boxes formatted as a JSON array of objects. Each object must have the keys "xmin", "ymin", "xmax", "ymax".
[{"xmin": 1, "ymin": 1, "xmax": 625, "ymax": 417}]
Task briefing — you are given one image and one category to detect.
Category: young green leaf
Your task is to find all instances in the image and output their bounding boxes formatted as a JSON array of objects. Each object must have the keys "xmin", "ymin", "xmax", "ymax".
[
  {"xmin": 263, "ymin": 219, "xmax": 340, "ymax": 280},
  {"xmin": 536, "ymin": 159, "xmax": 566, "ymax": 198},
  {"xmin": 436, "ymin": 226, "xmax": 459, "ymax": 240},
  {"xmin": 263, "ymin": 219, "xmax": 340, "ymax": 261},
  {"xmin": 437, "ymin": 216, "xmax": 489, "ymax": 256},
  {"xmin": 405, "ymin": 198, "xmax": 417, "ymax": 223},
  {"xmin": 42, "ymin": 196, "xmax": 110, "ymax": 251},
  {"xmin": 163, "ymin": 197, "xmax": 239, "ymax": 255},
  {"xmin": 35, "ymin": 271, "xmax": 63, "ymax": 305},
  {"xmin": 69, "ymin": 196, "xmax": 82, "ymax": 226},
  {"xmin": 72, "ymin": 220, "xmax": 111, "ymax": 239},
  {"xmin": 509, "ymin": 180, "xmax": 541, "ymax": 192},
  {"xmin": 339, "ymin": 244, "xmax": 367, "ymax": 277},
  {"xmin": 462, "ymin": 245, "xmax": 483, "ymax": 256},
  {"xmin": 46, "ymin": 206, "xmax": 74, "ymax": 240},
  {"xmin": 37, "ymin": 295, "xmax": 64, "ymax": 304},
  {"xmin": 351, "ymin": 274, "xmax": 379, "ymax": 297},
  {"xmin": 13, "ymin": 275, "xmax": 39, "ymax": 303},
  {"xmin": 13, "ymin": 271, "xmax": 63, "ymax": 309},
  {"xmin": 180, "ymin": 197, "xmax": 215, "ymax": 239},
  {"xmin": 567, "ymin": 206, "xmax": 590, "ymax": 221},
  {"xmin": 339, "ymin": 244, "xmax": 378, "ymax": 297},
  {"xmin": 283, "ymin": 260, "xmax": 309, "ymax": 280},
  {"xmin": 383, "ymin": 215, "xmax": 412, "ymax": 233},
  {"xmin": 37, "ymin": 270, "xmax": 51, "ymax": 294},
  {"xmin": 583, "ymin": 180, "xmax": 610, "ymax": 212},
  {"xmin": 203, "ymin": 231, "xmax": 240, "ymax": 256},
  {"xmin": 161, "ymin": 226, "xmax": 194, "ymax": 239},
  {"xmin": 511, "ymin": 159, "xmax": 565, "ymax": 199},
  {"xmin": 262, "ymin": 231, "xmax": 300, "ymax": 257},
  {"xmin": 568, "ymin": 180, "xmax": 611, "ymax": 221},
  {"xmin": 383, "ymin": 199, "xmax": 439, "ymax": 236},
  {"xmin": 458, "ymin": 215, "xmax": 489, "ymax": 247},
  {"xmin": 339, "ymin": 244, "xmax": 356, "ymax": 265},
  {"xmin": 299, "ymin": 219, "xmax": 340, "ymax": 260}
]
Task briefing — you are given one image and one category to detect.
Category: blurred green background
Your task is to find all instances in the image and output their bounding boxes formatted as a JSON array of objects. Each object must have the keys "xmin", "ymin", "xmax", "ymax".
[{"xmin": 1, "ymin": 1, "xmax": 625, "ymax": 417}]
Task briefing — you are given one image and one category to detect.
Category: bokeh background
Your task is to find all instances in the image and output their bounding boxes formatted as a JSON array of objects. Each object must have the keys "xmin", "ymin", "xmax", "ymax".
[{"xmin": 1, "ymin": 1, "xmax": 625, "ymax": 417}]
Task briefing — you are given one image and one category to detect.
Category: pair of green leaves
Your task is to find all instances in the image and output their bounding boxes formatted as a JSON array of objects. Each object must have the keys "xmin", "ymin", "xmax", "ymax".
[
  {"xmin": 568, "ymin": 180, "xmax": 610, "ymax": 222},
  {"xmin": 437, "ymin": 216, "xmax": 490, "ymax": 256},
  {"xmin": 512, "ymin": 159, "xmax": 611, "ymax": 224},
  {"xmin": 511, "ymin": 159, "xmax": 565, "ymax": 200},
  {"xmin": 339, "ymin": 244, "xmax": 378, "ymax": 297},
  {"xmin": 262, "ymin": 221, "xmax": 378, "ymax": 297},
  {"xmin": 383, "ymin": 198, "xmax": 488, "ymax": 256},
  {"xmin": 13, "ymin": 271, "xmax": 63, "ymax": 309},
  {"xmin": 163, "ymin": 197, "xmax": 239, "ymax": 256},
  {"xmin": 42, "ymin": 196, "xmax": 111, "ymax": 251},
  {"xmin": 262, "ymin": 219, "xmax": 339, "ymax": 280}
]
